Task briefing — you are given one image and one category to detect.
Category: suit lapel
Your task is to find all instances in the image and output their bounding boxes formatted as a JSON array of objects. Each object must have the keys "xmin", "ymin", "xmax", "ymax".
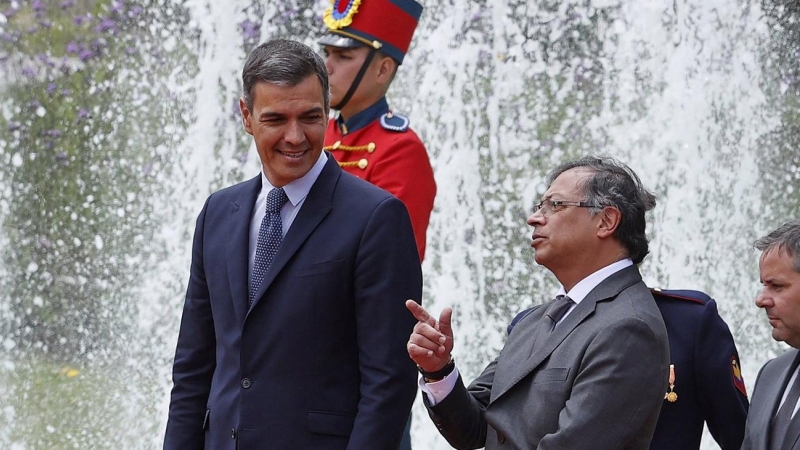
[
  {"xmin": 226, "ymin": 175, "xmax": 261, "ymax": 325},
  {"xmin": 489, "ymin": 266, "xmax": 642, "ymax": 404},
  {"xmin": 247, "ymin": 156, "xmax": 339, "ymax": 315},
  {"xmin": 774, "ymin": 351, "xmax": 800, "ymax": 450}
]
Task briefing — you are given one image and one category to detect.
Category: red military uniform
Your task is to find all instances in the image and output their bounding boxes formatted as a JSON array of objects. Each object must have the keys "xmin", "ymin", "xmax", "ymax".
[{"xmin": 325, "ymin": 97, "xmax": 435, "ymax": 261}]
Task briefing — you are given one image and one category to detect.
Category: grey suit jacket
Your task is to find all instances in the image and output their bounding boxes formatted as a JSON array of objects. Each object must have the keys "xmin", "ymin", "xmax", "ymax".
[
  {"xmin": 742, "ymin": 349, "xmax": 800, "ymax": 450},
  {"xmin": 426, "ymin": 265, "xmax": 670, "ymax": 450}
]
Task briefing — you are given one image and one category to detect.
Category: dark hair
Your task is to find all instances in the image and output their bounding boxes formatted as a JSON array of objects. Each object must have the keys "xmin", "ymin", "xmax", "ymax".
[
  {"xmin": 241, "ymin": 39, "xmax": 330, "ymax": 112},
  {"xmin": 547, "ymin": 155, "xmax": 657, "ymax": 264},
  {"xmin": 755, "ymin": 221, "xmax": 800, "ymax": 271}
]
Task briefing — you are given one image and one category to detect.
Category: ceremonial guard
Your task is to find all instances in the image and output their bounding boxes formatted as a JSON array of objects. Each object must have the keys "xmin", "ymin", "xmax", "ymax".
[
  {"xmin": 649, "ymin": 288, "xmax": 749, "ymax": 449},
  {"xmin": 319, "ymin": 0, "xmax": 436, "ymax": 261}
]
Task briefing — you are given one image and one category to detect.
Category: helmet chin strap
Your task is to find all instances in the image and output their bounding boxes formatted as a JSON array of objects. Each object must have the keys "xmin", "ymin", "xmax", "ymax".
[{"xmin": 332, "ymin": 48, "xmax": 377, "ymax": 112}]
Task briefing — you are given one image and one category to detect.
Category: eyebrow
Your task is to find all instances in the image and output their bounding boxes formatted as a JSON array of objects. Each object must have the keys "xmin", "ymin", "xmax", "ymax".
[{"xmin": 258, "ymin": 106, "xmax": 325, "ymax": 120}]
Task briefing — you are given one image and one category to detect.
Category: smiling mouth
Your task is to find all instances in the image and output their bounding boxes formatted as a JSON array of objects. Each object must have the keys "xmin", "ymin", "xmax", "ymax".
[{"xmin": 278, "ymin": 149, "xmax": 307, "ymax": 159}]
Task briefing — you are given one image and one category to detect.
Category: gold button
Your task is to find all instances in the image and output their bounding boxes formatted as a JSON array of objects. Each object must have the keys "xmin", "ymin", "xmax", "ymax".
[
  {"xmin": 367, "ymin": 142, "xmax": 376, "ymax": 153},
  {"xmin": 332, "ymin": 140, "xmax": 341, "ymax": 149},
  {"xmin": 358, "ymin": 158, "xmax": 368, "ymax": 169}
]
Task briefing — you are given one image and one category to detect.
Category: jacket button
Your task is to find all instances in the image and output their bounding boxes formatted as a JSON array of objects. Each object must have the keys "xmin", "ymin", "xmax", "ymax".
[
  {"xmin": 241, "ymin": 378, "xmax": 251, "ymax": 389},
  {"xmin": 497, "ymin": 430, "xmax": 505, "ymax": 444},
  {"xmin": 231, "ymin": 428, "xmax": 236, "ymax": 439}
]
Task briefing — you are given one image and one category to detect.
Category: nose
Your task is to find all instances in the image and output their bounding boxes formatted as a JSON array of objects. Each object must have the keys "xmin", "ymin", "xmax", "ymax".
[
  {"xmin": 755, "ymin": 289, "xmax": 772, "ymax": 309},
  {"xmin": 527, "ymin": 210, "xmax": 545, "ymax": 227},
  {"xmin": 284, "ymin": 120, "xmax": 305, "ymax": 145}
]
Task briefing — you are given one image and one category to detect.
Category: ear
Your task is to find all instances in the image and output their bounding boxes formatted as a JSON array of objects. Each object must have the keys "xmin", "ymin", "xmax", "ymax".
[
  {"xmin": 376, "ymin": 56, "xmax": 396, "ymax": 84},
  {"xmin": 239, "ymin": 97, "xmax": 253, "ymax": 135},
  {"xmin": 596, "ymin": 206, "xmax": 621, "ymax": 239}
]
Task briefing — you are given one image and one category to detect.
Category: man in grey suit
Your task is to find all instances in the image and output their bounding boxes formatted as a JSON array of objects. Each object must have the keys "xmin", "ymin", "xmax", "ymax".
[
  {"xmin": 742, "ymin": 221, "xmax": 800, "ymax": 450},
  {"xmin": 407, "ymin": 156, "xmax": 670, "ymax": 449}
]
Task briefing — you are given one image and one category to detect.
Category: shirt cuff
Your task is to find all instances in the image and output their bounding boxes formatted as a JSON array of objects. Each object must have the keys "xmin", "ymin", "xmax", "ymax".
[{"xmin": 419, "ymin": 367, "xmax": 460, "ymax": 406}]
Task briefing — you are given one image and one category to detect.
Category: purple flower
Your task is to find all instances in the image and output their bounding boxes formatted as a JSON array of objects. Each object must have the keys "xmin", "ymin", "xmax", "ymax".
[
  {"xmin": 22, "ymin": 66, "xmax": 36, "ymax": 77},
  {"xmin": 73, "ymin": 14, "xmax": 92, "ymax": 26},
  {"xmin": 129, "ymin": 6, "xmax": 143, "ymax": 18},
  {"xmin": 46, "ymin": 129, "xmax": 62, "ymax": 138},
  {"xmin": 61, "ymin": 0, "xmax": 76, "ymax": 9},
  {"xmin": 56, "ymin": 152, "xmax": 69, "ymax": 166},
  {"xmin": 77, "ymin": 108, "xmax": 90, "ymax": 119},
  {"xmin": 66, "ymin": 41, "xmax": 81, "ymax": 54},
  {"xmin": 111, "ymin": 1, "xmax": 125, "ymax": 14},
  {"xmin": 28, "ymin": 26, "xmax": 39, "ymax": 34},
  {"xmin": 46, "ymin": 83, "xmax": 57, "ymax": 94},
  {"xmin": 95, "ymin": 17, "xmax": 117, "ymax": 33},
  {"xmin": 39, "ymin": 19, "xmax": 53, "ymax": 29},
  {"xmin": 32, "ymin": 1, "xmax": 46, "ymax": 13},
  {"xmin": 7, "ymin": 122, "xmax": 22, "ymax": 132},
  {"xmin": 3, "ymin": 7, "xmax": 19, "ymax": 19},
  {"xmin": 29, "ymin": 100, "xmax": 42, "ymax": 109},
  {"xmin": 125, "ymin": 46, "xmax": 137, "ymax": 55},
  {"xmin": 61, "ymin": 88, "xmax": 72, "ymax": 96},
  {"xmin": 239, "ymin": 20, "xmax": 261, "ymax": 41},
  {"xmin": 79, "ymin": 49, "xmax": 94, "ymax": 62}
]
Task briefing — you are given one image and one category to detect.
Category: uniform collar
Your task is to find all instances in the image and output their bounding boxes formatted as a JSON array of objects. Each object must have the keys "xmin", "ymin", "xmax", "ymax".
[{"xmin": 336, "ymin": 97, "xmax": 389, "ymax": 135}]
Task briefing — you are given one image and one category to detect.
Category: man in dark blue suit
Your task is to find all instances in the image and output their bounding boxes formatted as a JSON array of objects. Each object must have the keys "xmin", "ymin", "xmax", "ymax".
[
  {"xmin": 648, "ymin": 288, "xmax": 748, "ymax": 450},
  {"xmin": 163, "ymin": 39, "xmax": 422, "ymax": 450}
]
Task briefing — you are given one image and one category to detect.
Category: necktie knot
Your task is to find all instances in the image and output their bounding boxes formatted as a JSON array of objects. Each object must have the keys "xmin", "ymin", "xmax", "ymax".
[
  {"xmin": 546, "ymin": 295, "xmax": 574, "ymax": 326},
  {"xmin": 267, "ymin": 188, "xmax": 289, "ymax": 214}
]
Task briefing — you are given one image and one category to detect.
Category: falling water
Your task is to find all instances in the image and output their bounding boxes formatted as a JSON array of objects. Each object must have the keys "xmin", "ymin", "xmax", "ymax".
[{"xmin": 0, "ymin": 0, "xmax": 798, "ymax": 449}]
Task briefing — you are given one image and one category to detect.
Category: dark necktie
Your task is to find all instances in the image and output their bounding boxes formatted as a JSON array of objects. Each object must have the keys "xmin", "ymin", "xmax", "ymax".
[
  {"xmin": 545, "ymin": 295, "xmax": 575, "ymax": 332},
  {"xmin": 249, "ymin": 187, "xmax": 288, "ymax": 306},
  {"xmin": 771, "ymin": 369, "xmax": 800, "ymax": 450}
]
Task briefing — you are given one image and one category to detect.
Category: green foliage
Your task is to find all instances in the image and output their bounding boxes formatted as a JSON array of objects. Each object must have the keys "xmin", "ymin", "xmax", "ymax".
[{"xmin": 0, "ymin": 0, "xmax": 197, "ymax": 372}]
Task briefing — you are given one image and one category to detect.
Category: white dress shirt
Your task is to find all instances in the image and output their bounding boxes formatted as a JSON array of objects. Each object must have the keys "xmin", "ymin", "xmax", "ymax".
[{"xmin": 248, "ymin": 152, "xmax": 327, "ymax": 280}]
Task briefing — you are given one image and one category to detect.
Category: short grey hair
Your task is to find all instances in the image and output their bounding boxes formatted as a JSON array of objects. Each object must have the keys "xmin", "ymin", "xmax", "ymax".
[
  {"xmin": 242, "ymin": 39, "xmax": 330, "ymax": 112},
  {"xmin": 755, "ymin": 221, "xmax": 800, "ymax": 271}
]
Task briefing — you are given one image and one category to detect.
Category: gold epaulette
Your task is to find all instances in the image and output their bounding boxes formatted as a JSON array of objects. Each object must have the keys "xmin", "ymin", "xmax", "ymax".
[{"xmin": 323, "ymin": 141, "xmax": 376, "ymax": 153}]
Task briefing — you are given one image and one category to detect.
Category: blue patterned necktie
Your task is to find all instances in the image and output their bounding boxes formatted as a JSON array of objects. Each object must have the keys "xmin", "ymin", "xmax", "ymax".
[{"xmin": 249, "ymin": 187, "xmax": 289, "ymax": 306}]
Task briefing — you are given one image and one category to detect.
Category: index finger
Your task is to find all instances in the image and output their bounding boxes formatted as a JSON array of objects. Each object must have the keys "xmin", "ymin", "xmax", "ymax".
[{"xmin": 405, "ymin": 299, "xmax": 437, "ymax": 327}]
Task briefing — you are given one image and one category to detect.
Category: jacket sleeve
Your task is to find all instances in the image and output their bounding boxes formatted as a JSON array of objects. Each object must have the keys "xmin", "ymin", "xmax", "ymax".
[
  {"xmin": 163, "ymin": 198, "xmax": 216, "ymax": 450},
  {"xmin": 345, "ymin": 196, "xmax": 423, "ymax": 450},
  {"xmin": 425, "ymin": 361, "xmax": 498, "ymax": 450},
  {"xmin": 695, "ymin": 299, "xmax": 749, "ymax": 449}
]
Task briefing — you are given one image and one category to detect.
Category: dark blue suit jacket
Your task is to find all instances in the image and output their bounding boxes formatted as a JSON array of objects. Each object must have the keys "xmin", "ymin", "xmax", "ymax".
[
  {"xmin": 507, "ymin": 288, "xmax": 749, "ymax": 450},
  {"xmin": 164, "ymin": 155, "xmax": 422, "ymax": 449},
  {"xmin": 648, "ymin": 289, "xmax": 748, "ymax": 450}
]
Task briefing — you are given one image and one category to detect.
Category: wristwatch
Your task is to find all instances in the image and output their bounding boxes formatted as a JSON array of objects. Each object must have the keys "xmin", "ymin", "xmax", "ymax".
[{"xmin": 418, "ymin": 355, "xmax": 455, "ymax": 383}]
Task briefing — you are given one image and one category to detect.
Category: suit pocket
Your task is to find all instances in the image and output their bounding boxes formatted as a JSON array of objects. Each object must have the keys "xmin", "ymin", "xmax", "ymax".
[
  {"xmin": 531, "ymin": 367, "xmax": 569, "ymax": 383},
  {"xmin": 307, "ymin": 410, "xmax": 356, "ymax": 437},
  {"xmin": 296, "ymin": 260, "xmax": 344, "ymax": 278}
]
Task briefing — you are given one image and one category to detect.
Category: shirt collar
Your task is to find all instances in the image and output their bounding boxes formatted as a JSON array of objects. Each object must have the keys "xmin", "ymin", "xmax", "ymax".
[
  {"xmin": 260, "ymin": 152, "xmax": 328, "ymax": 206},
  {"xmin": 336, "ymin": 97, "xmax": 389, "ymax": 134},
  {"xmin": 556, "ymin": 259, "xmax": 634, "ymax": 304}
]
